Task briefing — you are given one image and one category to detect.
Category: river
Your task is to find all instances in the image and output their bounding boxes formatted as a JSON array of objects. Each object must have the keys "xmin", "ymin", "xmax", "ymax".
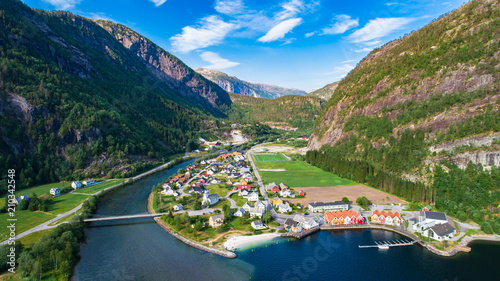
[{"xmin": 72, "ymin": 159, "xmax": 500, "ymax": 280}]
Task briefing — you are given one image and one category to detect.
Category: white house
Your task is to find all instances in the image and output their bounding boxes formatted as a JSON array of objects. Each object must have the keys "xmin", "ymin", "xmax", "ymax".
[
  {"xmin": 83, "ymin": 179, "xmax": 97, "ymax": 186},
  {"xmin": 280, "ymin": 189, "xmax": 295, "ymax": 198},
  {"xmin": 239, "ymin": 189, "xmax": 249, "ymax": 197},
  {"xmin": 278, "ymin": 203, "xmax": 292, "ymax": 213},
  {"xmin": 251, "ymin": 220, "xmax": 266, "ymax": 230},
  {"xmin": 14, "ymin": 195, "xmax": 29, "ymax": 205},
  {"xmin": 162, "ymin": 188, "xmax": 179, "ymax": 196},
  {"xmin": 247, "ymin": 192, "xmax": 259, "ymax": 202},
  {"xmin": 202, "ymin": 191, "xmax": 220, "ymax": 206},
  {"xmin": 71, "ymin": 181, "xmax": 82, "ymax": 189},
  {"xmin": 242, "ymin": 202, "xmax": 252, "ymax": 212},
  {"xmin": 208, "ymin": 178, "xmax": 221, "ymax": 185},
  {"xmin": 249, "ymin": 207, "xmax": 265, "ymax": 218},
  {"xmin": 173, "ymin": 204, "xmax": 183, "ymax": 211},
  {"xmin": 50, "ymin": 187, "xmax": 61, "ymax": 196},
  {"xmin": 233, "ymin": 208, "xmax": 246, "ymax": 217},
  {"xmin": 413, "ymin": 211, "xmax": 457, "ymax": 241}
]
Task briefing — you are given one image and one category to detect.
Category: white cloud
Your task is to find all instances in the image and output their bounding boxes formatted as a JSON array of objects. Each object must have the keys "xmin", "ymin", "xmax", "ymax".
[
  {"xmin": 149, "ymin": 0, "xmax": 167, "ymax": 7},
  {"xmin": 364, "ymin": 40, "xmax": 382, "ymax": 46},
  {"xmin": 258, "ymin": 18, "xmax": 303, "ymax": 43},
  {"xmin": 354, "ymin": 47, "xmax": 373, "ymax": 53},
  {"xmin": 215, "ymin": 0, "xmax": 245, "ymax": 15},
  {"xmin": 322, "ymin": 15, "xmax": 359, "ymax": 35},
  {"xmin": 276, "ymin": 0, "xmax": 319, "ymax": 20},
  {"xmin": 43, "ymin": 0, "xmax": 81, "ymax": 10},
  {"xmin": 325, "ymin": 63, "xmax": 355, "ymax": 79},
  {"xmin": 170, "ymin": 15, "xmax": 236, "ymax": 53},
  {"xmin": 200, "ymin": 51, "xmax": 239, "ymax": 70},
  {"xmin": 348, "ymin": 17, "xmax": 416, "ymax": 43},
  {"xmin": 305, "ymin": 31, "xmax": 316, "ymax": 38},
  {"xmin": 340, "ymin": 59, "xmax": 355, "ymax": 64}
]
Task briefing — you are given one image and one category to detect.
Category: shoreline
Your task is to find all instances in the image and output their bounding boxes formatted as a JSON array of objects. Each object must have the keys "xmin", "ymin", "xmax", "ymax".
[
  {"xmin": 147, "ymin": 193, "xmax": 237, "ymax": 259},
  {"xmin": 224, "ymin": 233, "xmax": 281, "ymax": 251}
]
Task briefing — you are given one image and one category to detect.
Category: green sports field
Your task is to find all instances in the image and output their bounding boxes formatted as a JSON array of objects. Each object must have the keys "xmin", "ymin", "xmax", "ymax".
[
  {"xmin": 255, "ymin": 160, "xmax": 355, "ymax": 187},
  {"xmin": 254, "ymin": 154, "xmax": 289, "ymax": 161}
]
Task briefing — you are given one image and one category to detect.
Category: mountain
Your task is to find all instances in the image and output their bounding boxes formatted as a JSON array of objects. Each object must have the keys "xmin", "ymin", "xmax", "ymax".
[
  {"xmin": 310, "ymin": 0, "xmax": 499, "ymax": 156},
  {"xmin": 196, "ymin": 68, "xmax": 307, "ymax": 99},
  {"xmin": 227, "ymin": 93, "xmax": 324, "ymax": 132},
  {"xmin": 0, "ymin": 0, "xmax": 229, "ymax": 191},
  {"xmin": 307, "ymin": 81, "xmax": 339, "ymax": 100},
  {"xmin": 306, "ymin": 0, "xmax": 500, "ymax": 228}
]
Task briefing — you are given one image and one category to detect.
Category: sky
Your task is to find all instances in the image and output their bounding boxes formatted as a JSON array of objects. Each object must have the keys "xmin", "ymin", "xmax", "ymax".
[{"xmin": 22, "ymin": 0, "xmax": 466, "ymax": 92}]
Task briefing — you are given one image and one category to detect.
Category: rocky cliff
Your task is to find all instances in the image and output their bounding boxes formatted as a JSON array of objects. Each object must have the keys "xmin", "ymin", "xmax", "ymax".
[
  {"xmin": 196, "ymin": 68, "xmax": 307, "ymax": 99},
  {"xmin": 309, "ymin": 0, "xmax": 499, "ymax": 172}
]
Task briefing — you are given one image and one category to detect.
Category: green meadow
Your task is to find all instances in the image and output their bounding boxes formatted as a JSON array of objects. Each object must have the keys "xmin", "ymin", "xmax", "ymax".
[
  {"xmin": 254, "ymin": 154, "xmax": 289, "ymax": 161},
  {"xmin": 256, "ymin": 160, "xmax": 355, "ymax": 187}
]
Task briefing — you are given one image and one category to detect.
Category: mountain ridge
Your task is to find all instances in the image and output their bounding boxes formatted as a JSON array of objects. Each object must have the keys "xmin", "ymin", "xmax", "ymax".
[{"xmin": 196, "ymin": 67, "xmax": 307, "ymax": 99}]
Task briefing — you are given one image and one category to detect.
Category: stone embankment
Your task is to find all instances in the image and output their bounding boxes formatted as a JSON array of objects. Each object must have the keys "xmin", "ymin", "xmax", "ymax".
[{"xmin": 147, "ymin": 193, "xmax": 237, "ymax": 259}]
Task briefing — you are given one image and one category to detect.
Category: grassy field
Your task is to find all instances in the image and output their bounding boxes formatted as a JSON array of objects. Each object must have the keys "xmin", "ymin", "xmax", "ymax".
[
  {"xmin": 229, "ymin": 193, "xmax": 248, "ymax": 207},
  {"xmin": 255, "ymin": 160, "xmax": 356, "ymax": 187},
  {"xmin": 206, "ymin": 184, "xmax": 231, "ymax": 197},
  {"xmin": 18, "ymin": 229, "xmax": 53, "ymax": 246},
  {"xmin": 0, "ymin": 211, "xmax": 55, "ymax": 239},
  {"xmin": 254, "ymin": 154, "xmax": 289, "ymax": 161}
]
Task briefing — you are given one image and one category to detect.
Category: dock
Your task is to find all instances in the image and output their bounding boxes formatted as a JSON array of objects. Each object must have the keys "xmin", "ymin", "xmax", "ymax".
[
  {"xmin": 281, "ymin": 226, "xmax": 320, "ymax": 239},
  {"xmin": 359, "ymin": 239, "xmax": 417, "ymax": 249}
]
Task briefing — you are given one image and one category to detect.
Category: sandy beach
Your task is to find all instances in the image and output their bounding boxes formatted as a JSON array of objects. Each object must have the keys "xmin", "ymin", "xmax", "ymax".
[{"xmin": 224, "ymin": 233, "xmax": 281, "ymax": 251}]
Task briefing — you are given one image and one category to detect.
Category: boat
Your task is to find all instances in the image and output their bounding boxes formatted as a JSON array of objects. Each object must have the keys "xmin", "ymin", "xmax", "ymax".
[{"xmin": 378, "ymin": 244, "xmax": 389, "ymax": 250}]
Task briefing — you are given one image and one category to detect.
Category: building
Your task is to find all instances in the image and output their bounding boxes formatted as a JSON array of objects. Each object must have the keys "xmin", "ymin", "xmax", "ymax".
[
  {"xmin": 50, "ymin": 187, "xmax": 61, "ymax": 196},
  {"xmin": 15, "ymin": 195, "xmax": 29, "ymax": 205},
  {"xmin": 233, "ymin": 208, "xmax": 246, "ymax": 217},
  {"xmin": 284, "ymin": 218, "xmax": 301, "ymax": 232},
  {"xmin": 308, "ymin": 201, "xmax": 348, "ymax": 213},
  {"xmin": 202, "ymin": 191, "xmax": 220, "ymax": 206},
  {"xmin": 242, "ymin": 202, "xmax": 252, "ymax": 212},
  {"xmin": 249, "ymin": 207, "xmax": 265, "ymax": 218},
  {"xmin": 71, "ymin": 181, "xmax": 82, "ymax": 189},
  {"xmin": 173, "ymin": 204, "xmax": 183, "ymax": 211},
  {"xmin": 298, "ymin": 190, "xmax": 305, "ymax": 196},
  {"xmin": 251, "ymin": 220, "xmax": 266, "ymax": 230},
  {"xmin": 83, "ymin": 179, "xmax": 97, "ymax": 186},
  {"xmin": 371, "ymin": 210, "xmax": 404, "ymax": 226},
  {"xmin": 413, "ymin": 211, "xmax": 457, "ymax": 240},
  {"xmin": 247, "ymin": 192, "xmax": 259, "ymax": 202},
  {"xmin": 293, "ymin": 214, "xmax": 319, "ymax": 229},
  {"xmin": 209, "ymin": 214, "xmax": 224, "ymax": 228},
  {"xmin": 278, "ymin": 203, "xmax": 292, "ymax": 213},
  {"xmin": 272, "ymin": 197, "xmax": 283, "ymax": 207},
  {"xmin": 188, "ymin": 185, "xmax": 206, "ymax": 194},
  {"xmin": 324, "ymin": 210, "xmax": 364, "ymax": 225}
]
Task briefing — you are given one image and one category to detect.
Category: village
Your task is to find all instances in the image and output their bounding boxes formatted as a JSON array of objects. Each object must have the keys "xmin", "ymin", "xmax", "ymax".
[{"xmin": 151, "ymin": 148, "xmax": 464, "ymax": 253}]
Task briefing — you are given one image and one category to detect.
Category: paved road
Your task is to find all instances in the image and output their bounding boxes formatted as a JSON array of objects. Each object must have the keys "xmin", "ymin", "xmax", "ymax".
[{"xmin": 247, "ymin": 150, "xmax": 277, "ymax": 216}]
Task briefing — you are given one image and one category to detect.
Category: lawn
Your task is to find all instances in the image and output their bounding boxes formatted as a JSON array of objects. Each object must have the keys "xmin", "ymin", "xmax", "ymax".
[
  {"xmin": 0, "ymin": 211, "xmax": 55, "ymax": 239},
  {"xmin": 229, "ymin": 193, "xmax": 248, "ymax": 207},
  {"xmin": 76, "ymin": 179, "xmax": 124, "ymax": 194},
  {"xmin": 254, "ymin": 153, "xmax": 289, "ymax": 161},
  {"xmin": 255, "ymin": 160, "xmax": 356, "ymax": 187},
  {"xmin": 18, "ymin": 229, "xmax": 53, "ymax": 246},
  {"xmin": 206, "ymin": 184, "xmax": 231, "ymax": 197},
  {"xmin": 49, "ymin": 193, "xmax": 91, "ymax": 214},
  {"xmin": 13, "ymin": 181, "xmax": 72, "ymax": 198}
]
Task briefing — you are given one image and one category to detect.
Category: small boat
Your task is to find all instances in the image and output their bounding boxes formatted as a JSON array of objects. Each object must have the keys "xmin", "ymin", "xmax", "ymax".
[{"xmin": 378, "ymin": 244, "xmax": 389, "ymax": 250}]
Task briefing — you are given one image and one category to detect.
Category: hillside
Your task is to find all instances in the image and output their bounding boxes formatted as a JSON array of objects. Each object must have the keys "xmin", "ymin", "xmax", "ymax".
[
  {"xmin": 307, "ymin": 0, "xmax": 500, "ymax": 227},
  {"xmin": 196, "ymin": 68, "xmax": 307, "ymax": 99},
  {"xmin": 227, "ymin": 93, "xmax": 324, "ymax": 132},
  {"xmin": 307, "ymin": 81, "xmax": 339, "ymax": 100},
  {"xmin": 0, "ymin": 0, "xmax": 229, "ymax": 191}
]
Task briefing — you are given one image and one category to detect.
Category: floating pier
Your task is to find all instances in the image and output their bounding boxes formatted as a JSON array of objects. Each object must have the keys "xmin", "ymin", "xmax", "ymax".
[{"xmin": 359, "ymin": 239, "xmax": 417, "ymax": 249}]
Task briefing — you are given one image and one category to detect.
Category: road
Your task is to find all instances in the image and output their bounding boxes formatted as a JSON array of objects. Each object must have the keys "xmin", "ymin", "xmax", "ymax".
[{"xmin": 247, "ymin": 150, "xmax": 277, "ymax": 216}]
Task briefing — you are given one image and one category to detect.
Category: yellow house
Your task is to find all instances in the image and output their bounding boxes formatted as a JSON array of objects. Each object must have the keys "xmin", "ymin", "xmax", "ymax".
[
  {"xmin": 272, "ymin": 197, "xmax": 283, "ymax": 207},
  {"xmin": 233, "ymin": 151, "xmax": 242, "ymax": 156},
  {"xmin": 226, "ymin": 180, "xmax": 233, "ymax": 185},
  {"xmin": 239, "ymin": 180, "xmax": 248, "ymax": 186}
]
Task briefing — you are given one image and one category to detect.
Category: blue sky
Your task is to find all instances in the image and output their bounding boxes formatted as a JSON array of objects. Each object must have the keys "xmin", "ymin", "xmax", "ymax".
[{"xmin": 23, "ymin": 0, "xmax": 466, "ymax": 91}]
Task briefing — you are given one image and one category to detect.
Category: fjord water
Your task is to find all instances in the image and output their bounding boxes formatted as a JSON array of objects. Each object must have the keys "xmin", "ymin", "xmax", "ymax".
[{"xmin": 72, "ymin": 159, "xmax": 500, "ymax": 281}]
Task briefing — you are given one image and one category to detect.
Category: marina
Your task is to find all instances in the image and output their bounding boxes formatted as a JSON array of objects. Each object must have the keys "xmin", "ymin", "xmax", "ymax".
[{"xmin": 359, "ymin": 239, "xmax": 418, "ymax": 249}]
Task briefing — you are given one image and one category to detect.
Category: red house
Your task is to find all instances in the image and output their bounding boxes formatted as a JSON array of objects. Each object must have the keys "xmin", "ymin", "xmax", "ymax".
[
  {"xmin": 238, "ymin": 184, "xmax": 251, "ymax": 190},
  {"xmin": 272, "ymin": 185, "xmax": 280, "ymax": 193},
  {"xmin": 422, "ymin": 205, "xmax": 432, "ymax": 212},
  {"xmin": 298, "ymin": 190, "xmax": 305, "ymax": 196}
]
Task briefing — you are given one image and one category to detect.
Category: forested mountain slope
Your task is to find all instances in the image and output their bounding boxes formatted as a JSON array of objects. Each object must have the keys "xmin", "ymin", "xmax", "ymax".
[
  {"xmin": 227, "ymin": 93, "xmax": 324, "ymax": 130},
  {"xmin": 307, "ymin": 0, "xmax": 500, "ymax": 231},
  {"xmin": 196, "ymin": 68, "xmax": 307, "ymax": 99},
  {"xmin": 0, "ymin": 0, "xmax": 228, "ymax": 191}
]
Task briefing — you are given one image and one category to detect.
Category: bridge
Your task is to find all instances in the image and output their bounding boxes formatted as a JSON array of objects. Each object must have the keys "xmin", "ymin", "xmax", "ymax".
[{"xmin": 83, "ymin": 213, "xmax": 170, "ymax": 222}]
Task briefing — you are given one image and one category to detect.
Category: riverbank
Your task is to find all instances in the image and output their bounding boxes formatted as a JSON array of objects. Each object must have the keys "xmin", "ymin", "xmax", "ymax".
[{"xmin": 147, "ymin": 193, "xmax": 237, "ymax": 258}]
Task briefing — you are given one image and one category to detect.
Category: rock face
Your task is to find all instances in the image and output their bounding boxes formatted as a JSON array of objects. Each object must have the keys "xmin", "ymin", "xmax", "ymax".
[
  {"xmin": 309, "ymin": 0, "xmax": 499, "ymax": 150},
  {"xmin": 98, "ymin": 23, "xmax": 231, "ymax": 115},
  {"xmin": 195, "ymin": 68, "xmax": 307, "ymax": 99}
]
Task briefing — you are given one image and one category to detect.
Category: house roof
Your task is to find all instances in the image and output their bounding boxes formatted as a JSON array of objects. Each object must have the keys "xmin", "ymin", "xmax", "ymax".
[
  {"xmin": 430, "ymin": 222, "xmax": 456, "ymax": 237},
  {"xmin": 284, "ymin": 218, "xmax": 297, "ymax": 227},
  {"xmin": 424, "ymin": 211, "xmax": 447, "ymax": 221},
  {"xmin": 252, "ymin": 220, "xmax": 263, "ymax": 226},
  {"xmin": 211, "ymin": 214, "xmax": 223, "ymax": 220}
]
